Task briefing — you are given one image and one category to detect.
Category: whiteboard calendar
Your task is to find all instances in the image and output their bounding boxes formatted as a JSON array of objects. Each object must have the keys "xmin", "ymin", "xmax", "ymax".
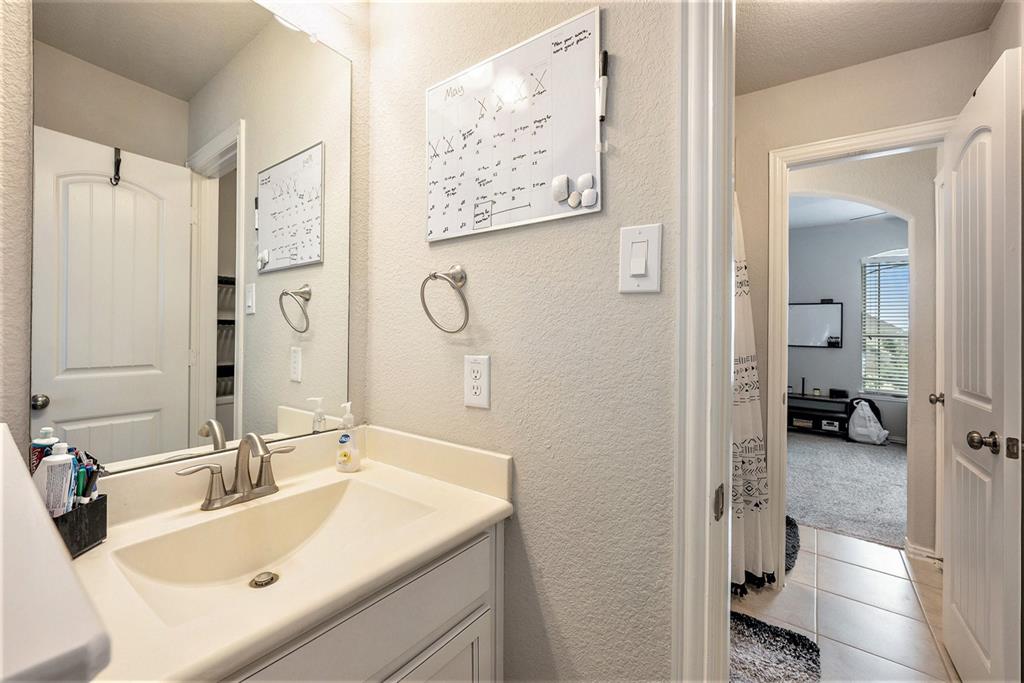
[
  {"xmin": 426, "ymin": 8, "xmax": 602, "ymax": 241},
  {"xmin": 257, "ymin": 142, "xmax": 324, "ymax": 272}
]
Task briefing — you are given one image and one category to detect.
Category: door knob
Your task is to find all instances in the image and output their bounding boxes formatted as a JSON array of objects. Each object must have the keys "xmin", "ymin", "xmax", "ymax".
[
  {"xmin": 929, "ymin": 392, "xmax": 945, "ymax": 405},
  {"xmin": 966, "ymin": 430, "xmax": 1000, "ymax": 454},
  {"xmin": 30, "ymin": 394, "xmax": 50, "ymax": 410}
]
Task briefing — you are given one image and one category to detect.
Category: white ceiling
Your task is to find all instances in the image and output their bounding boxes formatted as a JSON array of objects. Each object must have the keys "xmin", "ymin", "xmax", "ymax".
[
  {"xmin": 33, "ymin": 1, "xmax": 274, "ymax": 100},
  {"xmin": 737, "ymin": 0, "xmax": 1003, "ymax": 95},
  {"xmin": 789, "ymin": 194, "xmax": 894, "ymax": 229}
]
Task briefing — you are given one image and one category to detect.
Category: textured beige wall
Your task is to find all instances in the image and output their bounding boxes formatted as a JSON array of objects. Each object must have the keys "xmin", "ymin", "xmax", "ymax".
[
  {"xmin": 365, "ymin": 4, "xmax": 678, "ymax": 679},
  {"xmin": 189, "ymin": 20, "xmax": 352, "ymax": 436},
  {"xmin": 33, "ymin": 41, "xmax": 189, "ymax": 165},
  {"xmin": 990, "ymin": 0, "xmax": 1024, "ymax": 63},
  {"xmin": 736, "ymin": 31, "xmax": 993, "ymax": 430},
  {"xmin": 790, "ymin": 149, "xmax": 939, "ymax": 551},
  {"xmin": 0, "ymin": 0, "xmax": 32, "ymax": 452}
]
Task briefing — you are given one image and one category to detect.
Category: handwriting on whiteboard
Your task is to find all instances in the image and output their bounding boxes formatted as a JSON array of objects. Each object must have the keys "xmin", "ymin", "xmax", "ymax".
[
  {"xmin": 425, "ymin": 10, "xmax": 600, "ymax": 242},
  {"xmin": 257, "ymin": 142, "xmax": 324, "ymax": 273}
]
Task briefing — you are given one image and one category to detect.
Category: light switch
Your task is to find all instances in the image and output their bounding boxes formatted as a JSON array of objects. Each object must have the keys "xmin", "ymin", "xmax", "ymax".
[
  {"xmin": 629, "ymin": 240, "xmax": 648, "ymax": 276},
  {"xmin": 619, "ymin": 224, "xmax": 662, "ymax": 293},
  {"xmin": 245, "ymin": 283, "xmax": 256, "ymax": 315}
]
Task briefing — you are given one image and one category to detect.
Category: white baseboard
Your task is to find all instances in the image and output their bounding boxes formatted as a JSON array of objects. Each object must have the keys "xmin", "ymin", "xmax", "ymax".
[{"xmin": 905, "ymin": 538, "xmax": 942, "ymax": 562}]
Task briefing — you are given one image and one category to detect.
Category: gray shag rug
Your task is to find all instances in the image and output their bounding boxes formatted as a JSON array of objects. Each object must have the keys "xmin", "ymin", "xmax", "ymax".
[
  {"xmin": 730, "ymin": 611, "xmax": 820, "ymax": 682},
  {"xmin": 787, "ymin": 432, "xmax": 906, "ymax": 547}
]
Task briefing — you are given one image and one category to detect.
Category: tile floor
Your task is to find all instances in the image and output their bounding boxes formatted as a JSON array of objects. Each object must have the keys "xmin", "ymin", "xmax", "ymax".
[{"xmin": 732, "ymin": 526, "xmax": 959, "ymax": 681}]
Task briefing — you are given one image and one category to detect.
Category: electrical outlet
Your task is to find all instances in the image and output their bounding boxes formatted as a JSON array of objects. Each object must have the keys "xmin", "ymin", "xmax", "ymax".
[
  {"xmin": 464, "ymin": 355, "xmax": 490, "ymax": 409},
  {"xmin": 290, "ymin": 346, "xmax": 302, "ymax": 382}
]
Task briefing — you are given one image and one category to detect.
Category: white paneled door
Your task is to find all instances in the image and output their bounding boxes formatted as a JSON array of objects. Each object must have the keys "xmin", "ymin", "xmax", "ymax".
[
  {"xmin": 937, "ymin": 49, "xmax": 1021, "ymax": 681},
  {"xmin": 32, "ymin": 127, "xmax": 192, "ymax": 461}
]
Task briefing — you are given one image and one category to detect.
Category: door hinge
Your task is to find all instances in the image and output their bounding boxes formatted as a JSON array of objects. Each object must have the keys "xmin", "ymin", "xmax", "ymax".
[
  {"xmin": 713, "ymin": 483, "xmax": 725, "ymax": 521},
  {"xmin": 1007, "ymin": 437, "xmax": 1020, "ymax": 460}
]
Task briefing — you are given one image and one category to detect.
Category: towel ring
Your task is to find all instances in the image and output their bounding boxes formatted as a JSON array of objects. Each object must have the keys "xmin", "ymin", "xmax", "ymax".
[
  {"xmin": 279, "ymin": 284, "xmax": 312, "ymax": 333},
  {"xmin": 420, "ymin": 265, "xmax": 468, "ymax": 334}
]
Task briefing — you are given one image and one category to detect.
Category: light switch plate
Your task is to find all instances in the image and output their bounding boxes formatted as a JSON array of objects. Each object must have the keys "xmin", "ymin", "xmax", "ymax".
[
  {"xmin": 464, "ymin": 355, "xmax": 490, "ymax": 409},
  {"xmin": 290, "ymin": 346, "xmax": 302, "ymax": 382},
  {"xmin": 245, "ymin": 283, "xmax": 256, "ymax": 314},
  {"xmin": 619, "ymin": 223, "xmax": 662, "ymax": 293}
]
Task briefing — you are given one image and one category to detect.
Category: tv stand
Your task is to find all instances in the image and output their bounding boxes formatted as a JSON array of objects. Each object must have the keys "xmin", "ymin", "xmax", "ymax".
[{"xmin": 787, "ymin": 393, "xmax": 849, "ymax": 437}]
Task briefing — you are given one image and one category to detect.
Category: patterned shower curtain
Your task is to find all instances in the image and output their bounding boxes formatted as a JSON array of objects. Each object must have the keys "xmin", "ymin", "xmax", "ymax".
[{"xmin": 731, "ymin": 195, "xmax": 776, "ymax": 595}]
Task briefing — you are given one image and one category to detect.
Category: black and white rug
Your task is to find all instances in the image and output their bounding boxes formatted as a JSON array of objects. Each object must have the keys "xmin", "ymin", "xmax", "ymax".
[
  {"xmin": 785, "ymin": 515, "xmax": 799, "ymax": 572},
  {"xmin": 730, "ymin": 611, "xmax": 820, "ymax": 682},
  {"xmin": 787, "ymin": 432, "xmax": 906, "ymax": 547}
]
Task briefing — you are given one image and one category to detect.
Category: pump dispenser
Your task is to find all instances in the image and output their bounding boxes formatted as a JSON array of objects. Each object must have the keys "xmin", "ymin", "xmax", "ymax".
[
  {"xmin": 340, "ymin": 402, "xmax": 355, "ymax": 428},
  {"xmin": 336, "ymin": 402, "xmax": 361, "ymax": 472},
  {"xmin": 307, "ymin": 397, "xmax": 327, "ymax": 432}
]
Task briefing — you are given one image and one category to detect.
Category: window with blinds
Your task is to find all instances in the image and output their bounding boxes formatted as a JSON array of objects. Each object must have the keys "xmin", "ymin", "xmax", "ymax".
[{"xmin": 861, "ymin": 252, "xmax": 910, "ymax": 396}]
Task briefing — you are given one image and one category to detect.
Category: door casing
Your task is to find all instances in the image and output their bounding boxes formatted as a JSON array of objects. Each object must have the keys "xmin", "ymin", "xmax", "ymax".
[{"xmin": 765, "ymin": 117, "xmax": 955, "ymax": 581}]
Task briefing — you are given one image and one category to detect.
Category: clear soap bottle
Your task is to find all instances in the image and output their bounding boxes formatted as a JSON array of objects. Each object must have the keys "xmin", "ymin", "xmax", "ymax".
[{"xmin": 336, "ymin": 402, "xmax": 361, "ymax": 472}]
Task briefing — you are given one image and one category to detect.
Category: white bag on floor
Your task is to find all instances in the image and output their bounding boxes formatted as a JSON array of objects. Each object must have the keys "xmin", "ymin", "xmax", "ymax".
[{"xmin": 848, "ymin": 399, "xmax": 889, "ymax": 445}]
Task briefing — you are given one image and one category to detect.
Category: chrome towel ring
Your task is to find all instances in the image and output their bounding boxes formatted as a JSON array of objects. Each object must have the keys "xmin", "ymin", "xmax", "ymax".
[
  {"xmin": 420, "ymin": 265, "xmax": 469, "ymax": 334},
  {"xmin": 279, "ymin": 284, "xmax": 312, "ymax": 333}
]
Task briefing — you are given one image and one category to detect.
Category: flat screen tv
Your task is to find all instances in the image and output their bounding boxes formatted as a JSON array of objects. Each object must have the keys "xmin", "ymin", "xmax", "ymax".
[{"xmin": 789, "ymin": 302, "xmax": 843, "ymax": 348}]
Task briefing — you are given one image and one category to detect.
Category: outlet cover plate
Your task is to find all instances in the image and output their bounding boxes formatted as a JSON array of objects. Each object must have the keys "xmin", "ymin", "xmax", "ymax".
[{"xmin": 464, "ymin": 355, "xmax": 490, "ymax": 409}]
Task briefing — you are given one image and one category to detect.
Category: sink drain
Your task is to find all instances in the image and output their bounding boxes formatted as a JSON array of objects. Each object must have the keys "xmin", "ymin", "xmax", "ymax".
[{"xmin": 249, "ymin": 571, "xmax": 279, "ymax": 588}]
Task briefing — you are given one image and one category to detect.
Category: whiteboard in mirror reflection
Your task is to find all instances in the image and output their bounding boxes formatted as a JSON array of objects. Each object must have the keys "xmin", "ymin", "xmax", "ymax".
[
  {"xmin": 257, "ymin": 142, "xmax": 324, "ymax": 272},
  {"xmin": 425, "ymin": 8, "xmax": 601, "ymax": 241},
  {"xmin": 789, "ymin": 302, "xmax": 844, "ymax": 348}
]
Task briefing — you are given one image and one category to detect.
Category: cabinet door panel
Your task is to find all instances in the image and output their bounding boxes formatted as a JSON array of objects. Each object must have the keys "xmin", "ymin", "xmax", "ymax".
[
  {"xmin": 245, "ymin": 537, "xmax": 491, "ymax": 682},
  {"xmin": 387, "ymin": 609, "xmax": 493, "ymax": 683}
]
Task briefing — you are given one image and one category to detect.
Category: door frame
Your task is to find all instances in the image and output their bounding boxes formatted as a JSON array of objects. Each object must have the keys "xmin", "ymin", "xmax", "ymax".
[
  {"xmin": 766, "ymin": 117, "xmax": 954, "ymax": 576},
  {"xmin": 187, "ymin": 120, "xmax": 246, "ymax": 439},
  {"xmin": 672, "ymin": 0, "xmax": 734, "ymax": 679}
]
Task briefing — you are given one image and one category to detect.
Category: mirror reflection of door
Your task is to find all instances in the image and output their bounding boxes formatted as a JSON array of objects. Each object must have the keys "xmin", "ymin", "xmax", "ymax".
[
  {"xmin": 31, "ymin": 128, "xmax": 192, "ymax": 457},
  {"xmin": 28, "ymin": 2, "xmax": 353, "ymax": 470}
]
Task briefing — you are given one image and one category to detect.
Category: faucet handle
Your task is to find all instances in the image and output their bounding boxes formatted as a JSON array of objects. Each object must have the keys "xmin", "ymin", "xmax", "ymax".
[
  {"xmin": 254, "ymin": 445, "xmax": 294, "ymax": 492},
  {"xmin": 176, "ymin": 463, "xmax": 228, "ymax": 510}
]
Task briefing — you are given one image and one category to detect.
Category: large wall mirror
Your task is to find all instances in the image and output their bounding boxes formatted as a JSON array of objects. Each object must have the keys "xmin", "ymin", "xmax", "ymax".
[{"xmin": 29, "ymin": 1, "xmax": 352, "ymax": 472}]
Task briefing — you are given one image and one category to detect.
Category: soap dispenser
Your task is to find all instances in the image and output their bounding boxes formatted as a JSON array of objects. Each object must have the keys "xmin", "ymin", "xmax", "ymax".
[
  {"xmin": 307, "ymin": 397, "xmax": 327, "ymax": 433},
  {"xmin": 335, "ymin": 402, "xmax": 361, "ymax": 472}
]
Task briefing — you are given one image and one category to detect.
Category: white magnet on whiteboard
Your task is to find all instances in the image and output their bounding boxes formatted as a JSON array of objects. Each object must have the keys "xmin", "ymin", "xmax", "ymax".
[
  {"xmin": 567, "ymin": 191, "xmax": 582, "ymax": 208},
  {"xmin": 581, "ymin": 188, "xmax": 598, "ymax": 207},
  {"xmin": 577, "ymin": 173, "xmax": 594, "ymax": 191},
  {"xmin": 552, "ymin": 175, "xmax": 570, "ymax": 202}
]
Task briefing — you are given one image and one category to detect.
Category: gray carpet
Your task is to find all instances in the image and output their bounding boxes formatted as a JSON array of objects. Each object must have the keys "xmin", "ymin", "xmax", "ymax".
[
  {"xmin": 787, "ymin": 432, "xmax": 906, "ymax": 548},
  {"xmin": 730, "ymin": 611, "xmax": 820, "ymax": 682}
]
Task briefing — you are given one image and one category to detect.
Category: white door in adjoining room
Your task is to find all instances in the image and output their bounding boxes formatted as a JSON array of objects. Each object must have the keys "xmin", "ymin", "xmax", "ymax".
[{"xmin": 31, "ymin": 126, "xmax": 192, "ymax": 460}]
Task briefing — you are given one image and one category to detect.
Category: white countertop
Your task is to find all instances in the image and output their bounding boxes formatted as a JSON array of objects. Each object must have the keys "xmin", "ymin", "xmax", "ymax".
[
  {"xmin": 76, "ymin": 428, "xmax": 513, "ymax": 681},
  {"xmin": 0, "ymin": 424, "xmax": 110, "ymax": 681}
]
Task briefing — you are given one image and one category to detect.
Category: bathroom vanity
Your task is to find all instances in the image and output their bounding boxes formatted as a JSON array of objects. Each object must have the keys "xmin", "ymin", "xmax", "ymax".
[
  {"xmin": 21, "ymin": 4, "xmax": 517, "ymax": 680},
  {"xmin": 77, "ymin": 427, "xmax": 512, "ymax": 681}
]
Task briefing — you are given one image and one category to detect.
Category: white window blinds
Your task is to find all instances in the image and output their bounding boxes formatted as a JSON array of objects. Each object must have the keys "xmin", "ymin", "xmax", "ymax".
[{"xmin": 861, "ymin": 254, "xmax": 910, "ymax": 396}]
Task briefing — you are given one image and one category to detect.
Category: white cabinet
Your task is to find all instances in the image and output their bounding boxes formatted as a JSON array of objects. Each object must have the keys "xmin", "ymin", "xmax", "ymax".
[
  {"xmin": 231, "ymin": 526, "xmax": 502, "ymax": 682},
  {"xmin": 386, "ymin": 609, "xmax": 493, "ymax": 683}
]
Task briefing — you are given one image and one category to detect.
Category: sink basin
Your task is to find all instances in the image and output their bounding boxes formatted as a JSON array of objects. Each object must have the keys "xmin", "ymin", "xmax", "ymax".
[{"xmin": 112, "ymin": 479, "xmax": 433, "ymax": 625}]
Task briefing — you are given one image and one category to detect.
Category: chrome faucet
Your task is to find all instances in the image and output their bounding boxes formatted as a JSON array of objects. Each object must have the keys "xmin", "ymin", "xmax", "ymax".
[
  {"xmin": 197, "ymin": 418, "xmax": 227, "ymax": 450},
  {"xmin": 176, "ymin": 433, "xmax": 294, "ymax": 511}
]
